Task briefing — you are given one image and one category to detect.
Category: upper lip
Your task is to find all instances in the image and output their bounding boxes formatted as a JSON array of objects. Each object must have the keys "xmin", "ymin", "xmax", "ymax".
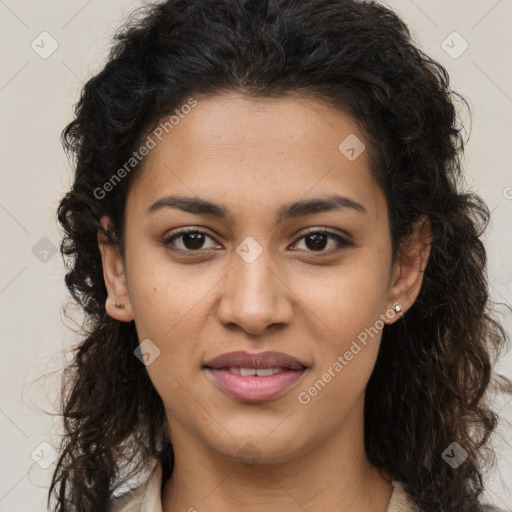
[{"xmin": 203, "ymin": 351, "xmax": 307, "ymax": 370}]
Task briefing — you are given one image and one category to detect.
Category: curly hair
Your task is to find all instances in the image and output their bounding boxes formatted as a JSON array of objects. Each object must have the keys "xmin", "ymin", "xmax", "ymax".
[{"xmin": 49, "ymin": 0, "xmax": 512, "ymax": 511}]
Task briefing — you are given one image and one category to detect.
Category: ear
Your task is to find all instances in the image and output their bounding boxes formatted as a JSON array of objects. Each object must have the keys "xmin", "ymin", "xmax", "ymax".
[
  {"xmin": 98, "ymin": 216, "xmax": 134, "ymax": 322},
  {"xmin": 385, "ymin": 216, "xmax": 432, "ymax": 325}
]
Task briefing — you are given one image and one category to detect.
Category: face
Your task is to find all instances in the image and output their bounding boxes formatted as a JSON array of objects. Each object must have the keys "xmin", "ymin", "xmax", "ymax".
[{"xmin": 99, "ymin": 92, "xmax": 429, "ymax": 465}]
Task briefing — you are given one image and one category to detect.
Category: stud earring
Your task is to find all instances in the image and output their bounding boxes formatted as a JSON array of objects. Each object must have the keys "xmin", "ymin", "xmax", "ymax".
[{"xmin": 394, "ymin": 303, "xmax": 403, "ymax": 314}]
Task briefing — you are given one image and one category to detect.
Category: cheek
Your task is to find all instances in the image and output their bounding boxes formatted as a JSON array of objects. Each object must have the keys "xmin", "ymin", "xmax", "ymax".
[
  {"xmin": 125, "ymin": 250, "xmax": 217, "ymax": 386},
  {"xmin": 296, "ymin": 252, "xmax": 391, "ymax": 337},
  {"xmin": 293, "ymin": 248, "xmax": 391, "ymax": 400},
  {"xmin": 126, "ymin": 248, "xmax": 209, "ymax": 336},
  {"xmin": 294, "ymin": 281, "xmax": 386, "ymax": 431}
]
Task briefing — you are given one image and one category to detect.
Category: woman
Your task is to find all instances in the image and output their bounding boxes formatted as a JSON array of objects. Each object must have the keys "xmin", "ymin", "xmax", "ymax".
[{"xmin": 49, "ymin": 0, "xmax": 512, "ymax": 511}]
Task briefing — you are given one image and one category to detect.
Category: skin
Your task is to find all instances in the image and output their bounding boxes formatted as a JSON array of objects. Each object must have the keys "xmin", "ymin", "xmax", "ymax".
[{"xmin": 99, "ymin": 91, "xmax": 431, "ymax": 512}]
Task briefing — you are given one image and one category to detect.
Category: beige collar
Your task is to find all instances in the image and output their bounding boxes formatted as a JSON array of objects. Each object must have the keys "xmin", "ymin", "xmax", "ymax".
[{"xmin": 113, "ymin": 460, "xmax": 417, "ymax": 512}]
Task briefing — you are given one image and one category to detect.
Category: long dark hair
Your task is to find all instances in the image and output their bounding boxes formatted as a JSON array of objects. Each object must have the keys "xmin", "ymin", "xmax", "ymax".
[{"xmin": 49, "ymin": 1, "xmax": 512, "ymax": 510}]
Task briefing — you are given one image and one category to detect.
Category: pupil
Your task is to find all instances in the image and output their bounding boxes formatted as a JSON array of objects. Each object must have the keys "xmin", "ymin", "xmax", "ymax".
[
  {"xmin": 306, "ymin": 233, "xmax": 327, "ymax": 251},
  {"xmin": 181, "ymin": 233, "xmax": 328, "ymax": 251},
  {"xmin": 184, "ymin": 232, "xmax": 204, "ymax": 250}
]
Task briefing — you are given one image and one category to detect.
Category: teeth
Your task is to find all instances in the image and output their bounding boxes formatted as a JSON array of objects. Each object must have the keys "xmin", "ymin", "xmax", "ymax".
[
  {"xmin": 228, "ymin": 367, "xmax": 283, "ymax": 377},
  {"xmin": 255, "ymin": 368, "xmax": 282, "ymax": 376}
]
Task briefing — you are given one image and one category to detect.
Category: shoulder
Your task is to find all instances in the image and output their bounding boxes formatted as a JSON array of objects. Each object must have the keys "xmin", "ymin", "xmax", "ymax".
[
  {"xmin": 388, "ymin": 481, "xmax": 511, "ymax": 512},
  {"xmin": 110, "ymin": 486, "xmax": 146, "ymax": 512},
  {"xmin": 110, "ymin": 461, "xmax": 163, "ymax": 512},
  {"xmin": 387, "ymin": 480, "xmax": 419, "ymax": 512}
]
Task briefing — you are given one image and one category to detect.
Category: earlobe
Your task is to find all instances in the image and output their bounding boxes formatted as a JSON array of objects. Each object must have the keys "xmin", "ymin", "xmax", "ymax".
[
  {"xmin": 98, "ymin": 216, "xmax": 134, "ymax": 322},
  {"xmin": 385, "ymin": 216, "xmax": 432, "ymax": 325}
]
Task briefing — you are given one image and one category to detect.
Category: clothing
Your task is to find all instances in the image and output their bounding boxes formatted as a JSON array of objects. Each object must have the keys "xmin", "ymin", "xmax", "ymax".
[
  {"xmin": 111, "ymin": 461, "xmax": 510, "ymax": 512},
  {"xmin": 111, "ymin": 460, "xmax": 419, "ymax": 512}
]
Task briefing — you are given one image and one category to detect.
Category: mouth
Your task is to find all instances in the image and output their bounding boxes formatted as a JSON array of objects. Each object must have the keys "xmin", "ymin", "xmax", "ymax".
[{"xmin": 203, "ymin": 350, "xmax": 309, "ymax": 402}]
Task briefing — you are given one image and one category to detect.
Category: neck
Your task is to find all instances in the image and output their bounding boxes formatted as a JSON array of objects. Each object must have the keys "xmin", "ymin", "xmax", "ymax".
[{"xmin": 162, "ymin": 400, "xmax": 392, "ymax": 512}]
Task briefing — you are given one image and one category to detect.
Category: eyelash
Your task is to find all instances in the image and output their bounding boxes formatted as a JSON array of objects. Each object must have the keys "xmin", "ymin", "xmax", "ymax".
[{"xmin": 161, "ymin": 227, "xmax": 352, "ymax": 256}]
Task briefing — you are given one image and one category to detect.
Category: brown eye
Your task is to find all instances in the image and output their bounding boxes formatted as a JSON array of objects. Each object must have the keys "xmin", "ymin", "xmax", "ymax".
[
  {"xmin": 178, "ymin": 232, "xmax": 207, "ymax": 250},
  {"xmin": 163, "ymin": 228, "xmax": 220, "ymax": 253},
  {"xmin": 290, "ymin": 230, "xmax": 351, "ymax": 254},
  {"xmin": 304, "ymin": 232, "xmax": 329, "ymax": 251},
  {"xmin": 162, "ymin": 228, "xmax": 351, "ymax": 256}
]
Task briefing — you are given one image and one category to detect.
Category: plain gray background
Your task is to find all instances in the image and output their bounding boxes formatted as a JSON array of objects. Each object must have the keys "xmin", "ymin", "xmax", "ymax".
[{"xmin": 1, "ymin": 1, "xmax": 511, "ymax": 510}]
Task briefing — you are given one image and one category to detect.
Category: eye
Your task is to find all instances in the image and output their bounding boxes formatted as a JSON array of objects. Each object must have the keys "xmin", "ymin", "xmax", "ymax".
[
  {"xmin": 162, "ymin": 227, "xmax": 352, "ymax": 255},
  {"xmin": 162, "ymin": 228, "xmax": 221, "ymax": 253},
  {"xmin": 290, "ymin": 229, "xmax": 352, "ymax": 254}
]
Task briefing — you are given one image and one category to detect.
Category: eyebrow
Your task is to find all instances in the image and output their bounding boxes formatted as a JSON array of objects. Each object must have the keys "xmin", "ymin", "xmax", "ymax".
[{"xmin": 147, "ymin": 193, "xmax": 367, "ymax": 222}]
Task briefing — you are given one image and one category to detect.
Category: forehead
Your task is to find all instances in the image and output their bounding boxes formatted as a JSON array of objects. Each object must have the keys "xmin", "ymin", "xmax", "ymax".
[{"xmin": 126, "ymin": 92, "xmax": 386, "ymax": 224}]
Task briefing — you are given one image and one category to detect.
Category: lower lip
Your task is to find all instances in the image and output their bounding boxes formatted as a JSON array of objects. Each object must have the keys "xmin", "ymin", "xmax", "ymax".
[{"xmin": 204, "ymin": 368, "xmax": 306, "ymax": 402}]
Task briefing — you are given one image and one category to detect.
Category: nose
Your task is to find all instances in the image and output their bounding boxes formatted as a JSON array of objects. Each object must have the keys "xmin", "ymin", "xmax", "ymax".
[{"xmin": 216, "ymin": 245, "xmax": 293, "ymax": 336}]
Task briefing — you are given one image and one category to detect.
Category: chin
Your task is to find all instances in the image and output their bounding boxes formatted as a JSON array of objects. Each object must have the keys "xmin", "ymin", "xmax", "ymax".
[{"xmin": 207, "ymin": 427, "xmax": 312, "ymax": 467}]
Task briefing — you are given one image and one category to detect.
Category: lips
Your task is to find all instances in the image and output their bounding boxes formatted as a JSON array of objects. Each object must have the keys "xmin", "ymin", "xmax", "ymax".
[
  {"xmin": 203, "ymin": 350, "xmax": 307, "ymax": 371},
  {"xmin": 203, "ymin": 351, "xmax": 308, "ymax": 402}
]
